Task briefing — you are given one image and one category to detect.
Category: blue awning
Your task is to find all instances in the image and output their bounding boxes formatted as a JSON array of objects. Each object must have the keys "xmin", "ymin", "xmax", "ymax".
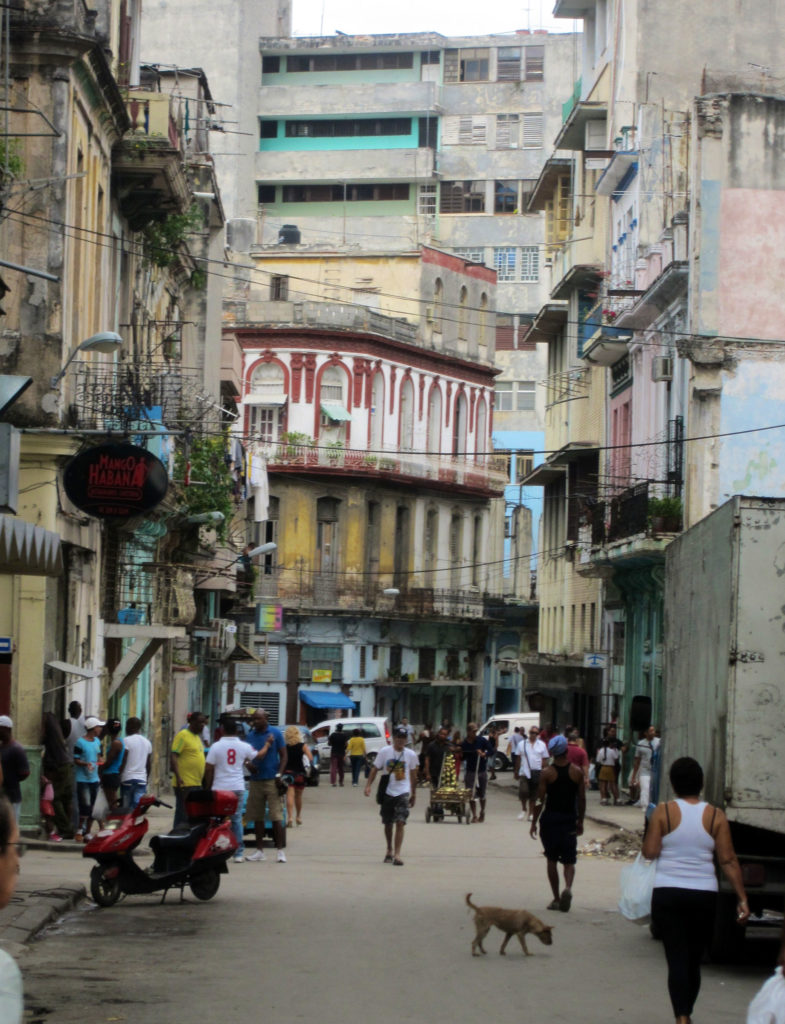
[
  {"xmin": 298, "ymin": 690, "xmax": 357, "ymax": 710},
  {"xmin": 320, "ymin": 401, "xmax": 352, "ymax": 422}
]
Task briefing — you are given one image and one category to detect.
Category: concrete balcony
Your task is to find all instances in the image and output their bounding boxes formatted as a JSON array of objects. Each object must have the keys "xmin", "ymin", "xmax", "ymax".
[
  {"xmin": 220, "ymin": 334, "xmax": 243, "ymax": 398},
  {"xmin": 252, "ymin": 440, "xmax": 507, "ymax": 496},
  {"xmin": 259, "ymin": 80, "xmax": 441, "ymax": 117},
  {"xmin": 235, "ymin": 299, "xmax": 421, "ymax": 345},
  {"xmin": 255, "ymin": 147, "xmax": 436, "ymax": 182},
  {"xmin": 113, "ymin": 90, "xmax": 190, "ymax": 230}
]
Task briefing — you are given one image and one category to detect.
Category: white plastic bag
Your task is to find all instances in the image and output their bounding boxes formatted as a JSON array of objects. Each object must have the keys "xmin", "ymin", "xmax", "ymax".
[
  {"xmin": 618, "ymin": 853, "xmax": 656, "ymax": 921},
  {"xmin": 747, "ymin": 966, "xmax": 785, "ymax": 1024},
  {"xmin": 92, "ymin": 787, "xmax": 109, "ymax": 822}
]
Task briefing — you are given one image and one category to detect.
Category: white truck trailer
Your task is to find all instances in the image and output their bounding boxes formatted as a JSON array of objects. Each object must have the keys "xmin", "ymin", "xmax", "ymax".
[{"xmin": 664, "ymin": 495, "xmax": 785, "ymax": 960}]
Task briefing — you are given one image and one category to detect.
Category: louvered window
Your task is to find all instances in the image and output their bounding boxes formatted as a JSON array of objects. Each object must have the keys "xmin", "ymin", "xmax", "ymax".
[
  {"xmin": 443, "ymin": 49, "xmax": 459, "ymax": 82},
  {"xmin": 496, "ymin": 114, "xmax": 519, "ymax": 149},
  {"xmin": 522, "ymin": 113, "xmax": 544, "ymax": 148},
  {"xmin": 525, "ymin": 46, "xmax": 545, "ymax": 81},
  {"xmin": 497, "ymin": 47, "xmax": 521, "ymax": 81},
  {"xmin": 442, "ymin": 115, "xmax": 487, "ymax": 145}
]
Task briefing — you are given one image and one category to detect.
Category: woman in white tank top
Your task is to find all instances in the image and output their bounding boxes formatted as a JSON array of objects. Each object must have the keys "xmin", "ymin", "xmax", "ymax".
[{"xmin": 641, "ymin": 756, "xmax": 748, "ymax": 1024}]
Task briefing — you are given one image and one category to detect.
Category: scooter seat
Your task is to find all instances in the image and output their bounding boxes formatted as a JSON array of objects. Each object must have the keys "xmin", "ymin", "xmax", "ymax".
[{"xmin": 150, "ymin": 822, "xmax": 208, "ymax": 852}]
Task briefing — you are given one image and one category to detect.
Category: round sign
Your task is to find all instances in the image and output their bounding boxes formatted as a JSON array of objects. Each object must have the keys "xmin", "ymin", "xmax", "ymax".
[{"xmin": 63, "ymin": 442, "xmax": 169, "ymax": 518}]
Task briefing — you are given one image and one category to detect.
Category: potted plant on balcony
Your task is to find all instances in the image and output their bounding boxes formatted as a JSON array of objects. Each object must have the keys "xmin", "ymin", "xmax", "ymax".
[
  {"xmin": 648, "ymin": 496, "xmax": 683, "ymax": 533},
  {"xmin": 325, "ymin": 439, "xmax": 344, "ymax": 465},
  {"xmin": 280, "ymin": 431, "xmax": 313, "ymax": 463}
]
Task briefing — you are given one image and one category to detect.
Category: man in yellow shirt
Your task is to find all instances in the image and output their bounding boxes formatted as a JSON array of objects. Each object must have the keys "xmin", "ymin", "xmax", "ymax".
[
  {"xmin": 346, "ymin": 728, "xmax": 367, "ymax": 787},
  {"xmin": 170, "ymin": 711, "xmax": 207, "ymax": 828}
]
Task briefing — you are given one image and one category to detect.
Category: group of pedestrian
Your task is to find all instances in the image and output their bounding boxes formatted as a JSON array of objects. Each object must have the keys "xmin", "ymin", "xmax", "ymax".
[
  {"xmin": 178, "ymin": 709, "xmax": 292, "ymax": 864},
  {"xmin": 38, "ymin": 704, "xmax": 154, "ymax": 842}
]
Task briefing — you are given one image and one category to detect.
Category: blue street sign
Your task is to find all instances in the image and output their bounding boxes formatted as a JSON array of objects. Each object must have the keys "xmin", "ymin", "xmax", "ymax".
[{"xmin": 0, "ymin": 637, "xmax": 11, "ymax": 654}]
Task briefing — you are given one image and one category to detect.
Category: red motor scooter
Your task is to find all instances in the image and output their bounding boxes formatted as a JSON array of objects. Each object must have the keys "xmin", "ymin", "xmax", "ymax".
[{"xmin": 83, "ymin": 789, "xmax": 238, "ymax": 907}]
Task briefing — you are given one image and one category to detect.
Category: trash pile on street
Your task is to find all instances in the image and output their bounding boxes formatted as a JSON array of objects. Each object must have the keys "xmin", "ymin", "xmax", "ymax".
[{"xmin": 580, "ymin": 830, "xmax": 642, "ymax": 860}]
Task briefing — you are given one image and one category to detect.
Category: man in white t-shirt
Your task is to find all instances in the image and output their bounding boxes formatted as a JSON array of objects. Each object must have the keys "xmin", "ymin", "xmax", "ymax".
[
  {"xmin": 119, "ymin": 718, "xmax": 153, "ymax": 811},
  {"xmin": 204, "ymin": 716, "xmax": 257, "ymax": 863},
  {"xmin": 517, "ymin": 726, "xmax": 549, "ymax": 821},
  {"xmin": 364, "ymin": 725, "xmax": 418, "ymax": 866}
]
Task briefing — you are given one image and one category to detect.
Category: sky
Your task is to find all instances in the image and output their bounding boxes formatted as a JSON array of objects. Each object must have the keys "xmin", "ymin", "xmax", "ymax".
[{"xmin": 291, "ymin": 0, "xmax": 579, "ymax": 38}]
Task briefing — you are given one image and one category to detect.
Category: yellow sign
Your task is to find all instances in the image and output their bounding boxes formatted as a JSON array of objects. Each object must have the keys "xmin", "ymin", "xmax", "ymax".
[{"xmin": 311, "ymin": 669, "xmax": 332, "ymax": 683}]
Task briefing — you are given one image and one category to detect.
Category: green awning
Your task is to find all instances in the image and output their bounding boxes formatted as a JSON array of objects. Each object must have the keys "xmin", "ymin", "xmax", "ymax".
[{"xmin": 320, "ymin": 401, "xmax": 351, "ymax": 422}]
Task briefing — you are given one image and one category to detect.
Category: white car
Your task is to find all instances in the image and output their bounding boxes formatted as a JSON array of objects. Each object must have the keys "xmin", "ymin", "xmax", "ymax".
[
  {"xmin": 478, "ymin": 713, "xmax": 541, "ymax": 772},
  {"xmin": 310, "ymin": 717, "xmax": 391, "ymax": 770}
]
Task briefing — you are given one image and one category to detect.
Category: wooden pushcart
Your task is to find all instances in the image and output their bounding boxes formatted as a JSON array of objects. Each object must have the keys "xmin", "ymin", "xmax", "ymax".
[{"xmin": 424, "ymin": 752, "xmax": 471, "ymax": 823}]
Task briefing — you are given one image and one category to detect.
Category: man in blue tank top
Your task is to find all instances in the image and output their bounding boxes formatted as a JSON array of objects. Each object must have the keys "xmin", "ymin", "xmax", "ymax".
[{"xmin": 529, "ymin": 734, "xmax": 585, "ymax": 913}]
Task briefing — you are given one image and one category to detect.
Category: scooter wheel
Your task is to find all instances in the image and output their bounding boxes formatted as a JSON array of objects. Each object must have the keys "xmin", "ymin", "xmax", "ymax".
[
  {"xmin": 189, "ymin": 869, "xmax": 220, "ymax": 901},
  {"xmin": 90, "ymin": 865, "xmax": 121, "ymax": 907}
]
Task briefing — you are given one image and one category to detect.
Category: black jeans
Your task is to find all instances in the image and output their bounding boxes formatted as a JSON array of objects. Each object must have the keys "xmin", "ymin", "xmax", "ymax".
[{"xmin": 651, "ymin": 887, "xmax": 716, "ymax": 1017}]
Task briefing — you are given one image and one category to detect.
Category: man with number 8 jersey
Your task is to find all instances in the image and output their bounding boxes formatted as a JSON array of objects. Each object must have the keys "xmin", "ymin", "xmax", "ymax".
[{"xmin": 204, "ymin": 717, "xmax": 258, "ymax": 863}]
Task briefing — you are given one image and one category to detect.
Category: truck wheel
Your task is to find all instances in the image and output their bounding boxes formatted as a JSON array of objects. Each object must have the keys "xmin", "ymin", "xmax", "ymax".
[
  {"xmin": 190, "ymin": 869, "xmax": 220, "ymax": 901},
  {"xmin": 90, "ymin": 866, "xmax": 121, "ymax": 907},
  {"xmin": 709, "ymin": 894, "xmax": 745, "ymax": 963},
  {"xmin": 494, "ymin": 754, "xmax": 507, "ymax": 773}
]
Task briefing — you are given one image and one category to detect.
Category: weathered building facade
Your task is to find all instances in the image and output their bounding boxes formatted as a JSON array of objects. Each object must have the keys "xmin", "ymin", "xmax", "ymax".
[{"xmin": 221, "ymin": 246, "xmax": 510, "ymax": 727}]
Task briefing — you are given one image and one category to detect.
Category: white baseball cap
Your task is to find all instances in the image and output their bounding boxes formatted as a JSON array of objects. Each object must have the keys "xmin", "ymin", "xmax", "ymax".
[
  {"xmin": 0, "ymin": 715, "xmax": 12, "ymax": 729},
  {"xmin": 84, "ymin": 716, "xmax": 105, "ymax": 730}
]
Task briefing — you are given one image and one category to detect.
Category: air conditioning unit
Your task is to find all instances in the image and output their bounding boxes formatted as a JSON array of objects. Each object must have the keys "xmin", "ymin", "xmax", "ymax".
[
  {"xmin": 425, "ymin": 306, "xmax": 435, "ymax": 323},
  {"xmin": 585, "ymin": 118, "xmax": 607, "ymax": 151},
  {"xmin": 238, "ymin": 622, "xmax": 255, "ymax": 648},
  {"xmin": 651, "ymin": 356, "xmax": 673, "ymax": 382}
]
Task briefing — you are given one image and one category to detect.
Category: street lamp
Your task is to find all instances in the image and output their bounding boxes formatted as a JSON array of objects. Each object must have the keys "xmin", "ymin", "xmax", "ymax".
[
  {"xmin": 50, "ymin": 331, "xmax": 124, "ymax": 388},
  {"xmin": 185, "ymin": 511, "xmax": 225, "ymax": 525},
  {"xmin": 245, "ymin": 542, "xmax": 277, "ymax": 558}
]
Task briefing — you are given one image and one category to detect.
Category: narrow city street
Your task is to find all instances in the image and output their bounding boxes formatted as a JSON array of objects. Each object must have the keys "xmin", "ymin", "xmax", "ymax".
[{"xmin": 17, "ymin": 785, "xmax": 773, "ymax": 1023}]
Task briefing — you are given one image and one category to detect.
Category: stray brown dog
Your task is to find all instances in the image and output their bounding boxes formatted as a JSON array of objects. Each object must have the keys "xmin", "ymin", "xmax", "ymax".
[{"xmin": 465, "ymin": 893, "xmax": 554, "ymax": 957}]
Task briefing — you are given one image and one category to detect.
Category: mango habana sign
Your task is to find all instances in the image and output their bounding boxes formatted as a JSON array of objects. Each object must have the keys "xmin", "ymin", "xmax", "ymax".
[{"xmin": 63, "ymin": 442, "xmax": 168, "ymax": 518}]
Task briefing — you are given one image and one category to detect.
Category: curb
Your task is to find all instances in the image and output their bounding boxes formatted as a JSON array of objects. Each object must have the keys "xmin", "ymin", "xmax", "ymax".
[{"xmin": 0, "ymin": 883, "xmax": 85, "ymax": 954}]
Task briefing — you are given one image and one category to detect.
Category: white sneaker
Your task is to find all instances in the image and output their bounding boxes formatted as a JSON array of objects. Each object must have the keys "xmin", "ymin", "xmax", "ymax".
[
  {"xmin": 517, "ymin": 812, "xmax": 526, "ymax": 820},
  {"xmin": 233, "ymin": 852, "xmax": 245, "ymax": 863},
  {"xmin": 245, "ymin": 849, "xmax": 266, "ymax": 862},
  {"xmin": 277, "ymin": 850, "xmax": 287, "ymax": 863}
]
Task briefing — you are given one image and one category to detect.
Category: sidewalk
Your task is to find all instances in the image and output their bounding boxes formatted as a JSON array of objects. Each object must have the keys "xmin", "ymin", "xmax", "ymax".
[{"xmin": 0, "ymin": 802, "xmax": 177, "ymax": 954}]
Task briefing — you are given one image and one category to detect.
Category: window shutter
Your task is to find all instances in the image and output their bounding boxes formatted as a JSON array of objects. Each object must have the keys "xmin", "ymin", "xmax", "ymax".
[
  {"xmin": 442, "ymin": 117, "xmax": 460, "ymax": 145},
  {"xmin": 496, "ymin": 114, "xmax": 519, "ymax": 149},
  {"xmin": 522, "ymin": 112, "xmax": 544, "ymax": 148}
]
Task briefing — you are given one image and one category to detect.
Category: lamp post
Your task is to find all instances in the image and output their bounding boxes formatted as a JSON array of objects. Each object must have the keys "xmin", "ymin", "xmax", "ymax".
[{"xmin": 50, "ymin": 331, "xmax": 123, "ymax": 389}]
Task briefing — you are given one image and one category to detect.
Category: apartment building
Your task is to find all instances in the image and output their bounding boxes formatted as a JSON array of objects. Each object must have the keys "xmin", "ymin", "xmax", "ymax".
[
  {"xmin": 523, "ymin": 0, "xmax": 785, "ymax": 745},
  {"xmin": 221, "ymin": 246, "xmax": 512, "ymax": 727}
]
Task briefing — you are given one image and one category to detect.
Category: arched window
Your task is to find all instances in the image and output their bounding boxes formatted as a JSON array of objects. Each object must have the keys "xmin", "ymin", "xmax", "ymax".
[
  {"xmin": 427, "ymin": 385, "xmax": 442, "ymax": 454},
  {"xmin": 458, "ymin": 286, "xmax": 468, "ymax": 342},
  {"xmin": 400, "ymin": 377, "xmax": 414, "ymax": 450},
  {"xmin": 370, "ymin": 372, "xmax": 384, "ymax": 450},
  {"xmin": 453, "ymin": 391, "xmax": 468, "ymax": 455},
  {"xmin": 433, "ymin": 278, "xmax": 443, "ymax": 334},
  {"xmin": 319, "ymin": 365, "xmax": 349, "ymax": 439},
  {"xmin": 248, "ymin": 362, "xmax": 285, "ymax": 442},
  {"xmin": 475, "ymin": 397, "xmax": 487, "ymax": 463}
]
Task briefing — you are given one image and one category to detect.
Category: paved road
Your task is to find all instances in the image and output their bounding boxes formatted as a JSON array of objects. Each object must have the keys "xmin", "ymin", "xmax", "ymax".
[{"xmin": 18, "ymin": 783, "xmax": 774, "ymax": 1023}]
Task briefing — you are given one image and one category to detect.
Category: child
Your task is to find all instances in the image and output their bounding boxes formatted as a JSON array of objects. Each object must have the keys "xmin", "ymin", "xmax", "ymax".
[{"xmin": 40, "ymin": 774, "xmax": 62, "ymax": 842}]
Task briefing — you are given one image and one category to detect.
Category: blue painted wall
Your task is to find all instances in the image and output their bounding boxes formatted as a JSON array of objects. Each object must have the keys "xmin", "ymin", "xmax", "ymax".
[
  {"xmin": 492, "ymin": 428, "xmax": 544, "ymax": 577},
  {"xmin": 259, "ymin": 119, "xmax": 420, "ymax": 152}
]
